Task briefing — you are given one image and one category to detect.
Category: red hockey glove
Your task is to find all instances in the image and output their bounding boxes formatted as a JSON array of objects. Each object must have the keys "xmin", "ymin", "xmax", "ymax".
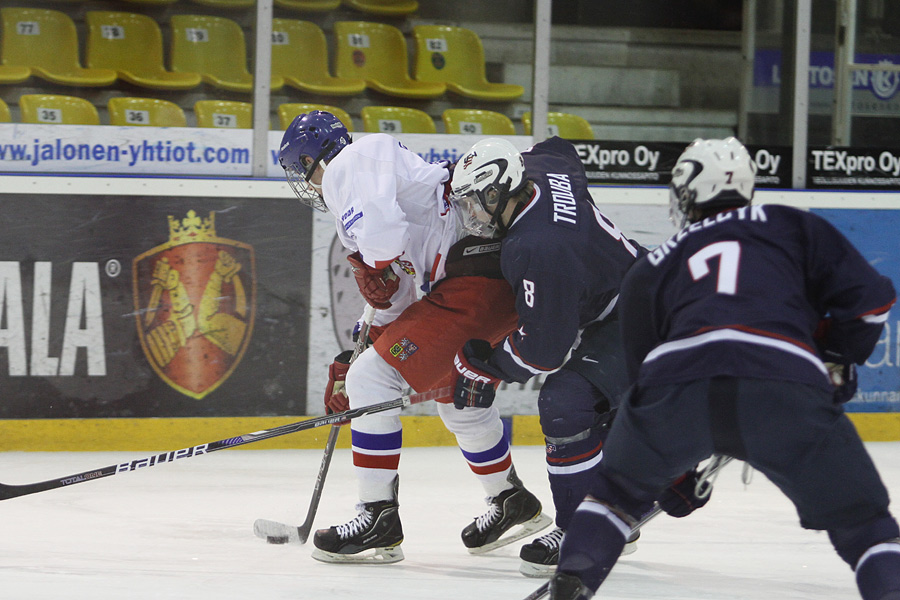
[
  {"xmin": 657, "ymin": 468, "xmax": 712, "ymax": 518},
  {"xmin": 347, "ymin": 251, "xmax": 399, "ymax": 310},
  {"xmin": 452, "ymin": 339, "xmax": 504, "ymax": 410},
  {"xmin": 325, "ymin": 350, "xmax": 354, "ymax": 424}
]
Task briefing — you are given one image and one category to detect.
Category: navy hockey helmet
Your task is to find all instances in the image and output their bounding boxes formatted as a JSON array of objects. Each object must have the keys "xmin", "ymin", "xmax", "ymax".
[
  {"xmin": 279, "ymin": 111, "xmax": 351, "ymax": 212},
  {"xmin": 450, "ymin": 138, "xmax": 527, "ymax": 237},
  {"xmin": 669, "ymin": 137, "xmax": 756, "ymax": 226}
]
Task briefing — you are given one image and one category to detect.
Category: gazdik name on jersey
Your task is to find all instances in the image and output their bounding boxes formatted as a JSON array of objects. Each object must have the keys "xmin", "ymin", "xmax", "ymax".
[
  {"xmin": 0, "ymin": 261, "xmax": 106, "ymax": 376},
  {"xmin": 648, "ymin": 205, "xmax": 769, "ymax": 267}
]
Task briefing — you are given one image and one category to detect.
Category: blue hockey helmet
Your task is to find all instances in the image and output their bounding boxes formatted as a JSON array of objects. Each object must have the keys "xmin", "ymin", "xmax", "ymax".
[
  {"xmin": 279, "ymin": 111, "xmax": 351, "ymax": 212},
  {"xmin": 669, "ymin": 137, "xmax": 756, "ymax": 226}
]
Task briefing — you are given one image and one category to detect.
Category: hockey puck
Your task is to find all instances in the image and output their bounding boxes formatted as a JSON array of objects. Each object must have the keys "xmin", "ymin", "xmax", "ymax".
[{"xmin": 267, "ymin": 535, "xmax": 289, "ymax": 545}]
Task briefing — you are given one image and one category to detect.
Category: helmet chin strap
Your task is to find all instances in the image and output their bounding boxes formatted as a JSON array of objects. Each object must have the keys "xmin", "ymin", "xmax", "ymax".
[
  {"xmin": 303, "ymin": 139, "xmax": 336, "ymax": 182},
  {"xmin": 490, "ymin": 182, "xmax": 531, "ymax": 235}
]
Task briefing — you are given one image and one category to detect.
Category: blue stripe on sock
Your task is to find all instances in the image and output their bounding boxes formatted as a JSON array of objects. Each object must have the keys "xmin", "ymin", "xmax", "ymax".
[
  {"xmin": 461, "ymin": 434, "xmax": 510, "ymax": 464},
  {"xmin": 351, "ymin": 429, "xmax": 403, "ymax": 451}
]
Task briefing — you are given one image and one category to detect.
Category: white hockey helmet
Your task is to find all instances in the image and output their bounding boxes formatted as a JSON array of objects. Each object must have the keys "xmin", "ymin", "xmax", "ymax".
[
  {"xmin": 450, "ymin": 138, "xmax": 527, "ymax": 237},
  {"xmin": 669, "ymin": 137, "xmax": 756, "ymax": 226}
]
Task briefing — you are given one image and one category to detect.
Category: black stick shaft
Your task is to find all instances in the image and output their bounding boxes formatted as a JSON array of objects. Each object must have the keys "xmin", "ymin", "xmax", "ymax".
[
  {"xmin": 0, "ymin": 385, "xmax": 450, "ymax": 502},
  {"xmin": 297, "ymin": 305, "xmax": 376, "ymax": 542}
]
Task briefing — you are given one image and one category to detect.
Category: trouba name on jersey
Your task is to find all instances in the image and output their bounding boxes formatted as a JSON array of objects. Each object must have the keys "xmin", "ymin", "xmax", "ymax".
[
  {"xmin": 547, "ymin": 173, "xmax": 578, "ymax": 225},
  {"xmin": 648, "ymin": 205, "xmax": 768, "ymax": 266}
]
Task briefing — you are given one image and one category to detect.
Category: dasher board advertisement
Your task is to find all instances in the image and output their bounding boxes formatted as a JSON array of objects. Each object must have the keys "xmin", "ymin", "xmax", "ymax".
[{"xmin": 0, "ymin": 195, "xmax": 312, "ymax": 419}]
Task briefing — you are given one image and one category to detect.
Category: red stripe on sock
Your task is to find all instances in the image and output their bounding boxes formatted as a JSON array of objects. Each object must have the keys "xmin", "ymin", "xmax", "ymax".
[
  {"xmin": 353, "ymin": 452, "xmax": 401, "ymax": 470},
  {"xmin": 468, "ymin": 453, "xmax": 512, "ymax": 475}
]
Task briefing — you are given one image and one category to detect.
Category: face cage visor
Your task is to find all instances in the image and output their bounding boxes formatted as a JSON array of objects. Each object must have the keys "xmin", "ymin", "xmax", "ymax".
[
  {"xmin": 285, "ymin": 162, "xmax": 327, "ymax": 212},
  {"xmin": 451, "ymin": 190, "xmax": 500, "ymax": 238}
]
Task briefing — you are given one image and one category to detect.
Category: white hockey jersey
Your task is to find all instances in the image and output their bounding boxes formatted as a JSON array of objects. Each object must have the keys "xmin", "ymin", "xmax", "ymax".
[{"xmin": 322, "ymin": 133, "xmax": 461, "ymax": 322}]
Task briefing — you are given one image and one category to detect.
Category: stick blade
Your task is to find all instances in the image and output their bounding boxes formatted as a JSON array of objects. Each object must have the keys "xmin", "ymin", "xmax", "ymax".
[{"xmin": 253, "ymin": 518, "xmax": 305, "ymax": 545}]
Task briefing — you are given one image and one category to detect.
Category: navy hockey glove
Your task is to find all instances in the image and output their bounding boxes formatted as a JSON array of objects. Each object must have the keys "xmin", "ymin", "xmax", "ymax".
[
  {"xmin": 657, "ymin": 468, "xmax": 712, "ymax": 518},
  {"xmin": 826, "ymin": 361, "xmax": 858, "ymax": 404},
  {"xmin": 452, "ymin": 339, "xmax": 504, "ymax": 410}
]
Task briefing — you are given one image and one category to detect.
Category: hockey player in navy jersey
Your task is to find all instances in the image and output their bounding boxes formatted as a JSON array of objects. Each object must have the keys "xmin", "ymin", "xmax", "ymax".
[
  {"xmin": 448, "ymin": 137, "xmax": 707, "ymax": 576},
  {"xmin": 544, "ymin": 137, "xmax": 900, "ymax": 600}
]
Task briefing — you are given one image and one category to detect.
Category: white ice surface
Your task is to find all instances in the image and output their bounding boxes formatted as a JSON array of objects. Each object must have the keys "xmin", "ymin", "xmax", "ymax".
[{"xmin": 2, "ymin": 443, "xmax": 899, "ymax": 600}]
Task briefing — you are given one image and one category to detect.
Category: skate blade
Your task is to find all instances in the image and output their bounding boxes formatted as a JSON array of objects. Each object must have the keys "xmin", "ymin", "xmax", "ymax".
[
  {"xmin": 517, "ymin": 534, "xmax": 637, "ymax": 579},
  {"xmin": 310, "ymin": 544, "xmax": 404, "ymax": 564},
  {"xmin": 519, "ymin": 560, "xmax": 554, "ymax": 578},
  {"xmin": 620, "ymin": 537, "xmax": 638, "ymax": 556},
  {"xmin": 468, "ymin": 512, "xmax": 553, "ymax": 555}
]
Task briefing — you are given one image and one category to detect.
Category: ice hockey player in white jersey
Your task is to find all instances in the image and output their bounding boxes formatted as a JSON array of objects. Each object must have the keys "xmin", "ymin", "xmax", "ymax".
[{"xmin": 278, "ymin": 111, "xmax": 550, "ymax": 564}]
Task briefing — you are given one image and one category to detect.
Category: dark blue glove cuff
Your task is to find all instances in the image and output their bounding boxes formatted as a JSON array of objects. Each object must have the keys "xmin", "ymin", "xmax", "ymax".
[
  {"xmin": 453, "ymin": 339, "xmax": 503, "ymax": 410},
  {"xmin": 657, "ymin": 469, "xmax": 712, "ymax": 518}
]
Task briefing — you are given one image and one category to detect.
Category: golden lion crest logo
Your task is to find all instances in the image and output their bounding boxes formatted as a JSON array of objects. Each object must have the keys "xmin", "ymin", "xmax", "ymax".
[{"xmin": 133, "ymin": 210, "xmax": 256, "ymax": 399}]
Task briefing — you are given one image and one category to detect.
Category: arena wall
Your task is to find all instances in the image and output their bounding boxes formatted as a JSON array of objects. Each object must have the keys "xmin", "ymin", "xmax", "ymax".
[{"xmin": 0, "ymin": 129, "xmax": 897, "ymax": 450}]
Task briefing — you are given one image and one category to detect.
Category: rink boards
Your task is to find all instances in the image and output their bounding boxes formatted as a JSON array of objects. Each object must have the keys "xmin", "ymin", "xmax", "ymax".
[{"xmin": 0, "ymin": 174, "xmax": 898, "ymax": 450}]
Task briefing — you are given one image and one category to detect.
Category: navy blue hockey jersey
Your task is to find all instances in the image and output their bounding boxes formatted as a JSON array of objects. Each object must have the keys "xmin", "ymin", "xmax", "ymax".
[
  {"xmin": 618, "ymin": 204, "xmax": 896, "ymax": 391},
  {"xmin": 487, "ymin": 137, "xmax": 644, "ymax": 383}
]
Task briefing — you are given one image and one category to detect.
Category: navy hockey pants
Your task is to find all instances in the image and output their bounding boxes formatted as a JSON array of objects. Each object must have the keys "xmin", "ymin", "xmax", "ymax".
[
  {"xmin": 538, "ymin": 319, "xmax": 630, "ymax": 529},
  {"xmin": 600, "ymin": 376, "xmax": 893, "ymax": 536}
]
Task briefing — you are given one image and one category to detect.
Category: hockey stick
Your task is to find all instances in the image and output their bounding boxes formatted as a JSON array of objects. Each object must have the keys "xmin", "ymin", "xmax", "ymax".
[
  {"xmin": 0, "ymin": 384, "xmax": 450, "ymax": 502},
  {"xmin": 522, "ymin": 455, "xmax": 735, "ymax": 600},
  {"xmin": 287, "ymin": 304, "xmax": 376, "ymax": 545}
]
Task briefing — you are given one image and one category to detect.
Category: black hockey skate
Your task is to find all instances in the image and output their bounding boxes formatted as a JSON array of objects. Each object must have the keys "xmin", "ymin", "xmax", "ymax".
[
  {"xmin": 519, "ymin": 526, "xmax": 565, "ymax": 577},
  {"xmin": 312, "ymin": 478, "xmax": 404, "ymax": 564},
  {"xmin": 461, "ymin": 468, "xmax": 552, "ymax": 554},
  {"xmin": 519, "ymin": 527, "xmax": 640, "ymax": 578},
  {"xmin": 549, "ymin": 571, "xmax": 593, "ymax": 600}
]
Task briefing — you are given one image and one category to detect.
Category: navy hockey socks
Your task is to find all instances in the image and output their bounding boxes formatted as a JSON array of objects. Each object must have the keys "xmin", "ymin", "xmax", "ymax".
[
  {"xmin": 557, "ymin": 498, "xmax": 630, "ymax": 592},
  {"xmin": 856, "ymin": 541, "xmax": 900, "ymax": 600}
]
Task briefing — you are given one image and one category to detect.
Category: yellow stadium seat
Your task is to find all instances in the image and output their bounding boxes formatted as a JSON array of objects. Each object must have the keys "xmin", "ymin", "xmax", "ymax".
[
  {"xmin": 0, "ymin": 65, "xmax": 30, "ymax": 84},
  {"xmin": 413, "ymin": 26, "xmax": 524, "ymax": 102},
  {"xmin": 170, "ymin": 14, "xmax": 284, "ymax": 93},
  {"xmin": 334, "ymin": 21, "xmax": 445, "ymax": 100},
  {"xmin": 189, "ymin": 0, "xmax": 254, "ymax": 7},
  {"xmin": 278, "ymin": 103, "xmax": 353, "ymax": 131},
  {"xmin": 442, "ymin": 108, "xmax": 515, "ymax": 135},
  {"xmin": 0, "ymin": 8, "xmax": 117, "ymax": 87},
  {"xmin": 86, "ymin": 12, "xmax": 201, "ymax": 91},
  {"xmin": 19, "ymin": 94, "xmax": 100, "ymax": 125},
  {"xmin": 275, "ymin": 0, "xmax": 340, "ymax": 10},
  {"xmin": 0, "ymin": 98, "xmax": 10, "ymax": 122},
  {"xmin": 522, "ymin": 111, "xmax": 594, "ymax": 139},
  {"xmin": 272, "ymin": 19, "xmax": 365, "ymax": 96},
  {"xmin": 194, "ymin": 100, "xmax": 253, "ymax": 128},
  {"xmin": 361, "ymin": 106, "xmax": 435, "ymax": 134},
  {"xmin": 108, "ymin": 97, "xmax": 187, "ymax": 127},
  {"xmin": 341, "ymin": 0, "xmax": 418, "ymax": 16}
]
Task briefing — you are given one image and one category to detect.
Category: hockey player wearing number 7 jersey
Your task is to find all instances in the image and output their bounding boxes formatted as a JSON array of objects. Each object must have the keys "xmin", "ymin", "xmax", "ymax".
[
  {"xmin": 448, "ymin": 137, "xmax": 710, "ymax": 577},
  {"xmin": 278, "ymin": 111, "xmax": 550, "ymax": 564},
  {"xmin": 547, "ymin": 138, "xmax": 900, "ymax": 600}
]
